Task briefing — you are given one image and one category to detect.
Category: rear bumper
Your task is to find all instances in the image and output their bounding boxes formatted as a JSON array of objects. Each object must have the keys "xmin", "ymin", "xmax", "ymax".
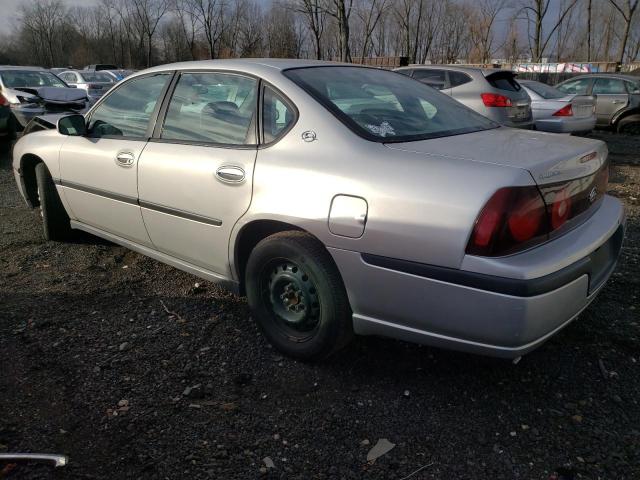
[
  {"xmin": 535, "ymin": 116, "xmax": 596, "ymax": 134},
  {"xmin": 329, "ymin": 196, "xmax": 625, "ymax": 358}
]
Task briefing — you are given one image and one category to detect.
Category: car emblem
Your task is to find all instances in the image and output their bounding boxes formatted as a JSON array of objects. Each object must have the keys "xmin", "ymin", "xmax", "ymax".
[
  {"xmin": 301, "ymin": 131, "xmax": 317, "ymax": 142},
  {"xmin": 588, "ymin": 187, "xmax": 598, "ymax": 203}
]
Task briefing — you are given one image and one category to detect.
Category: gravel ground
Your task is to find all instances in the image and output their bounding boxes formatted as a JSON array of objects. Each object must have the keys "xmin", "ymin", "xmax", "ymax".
[{"xmin": 0, "ymin": 132, "xmax": 639, "ymax": 480}]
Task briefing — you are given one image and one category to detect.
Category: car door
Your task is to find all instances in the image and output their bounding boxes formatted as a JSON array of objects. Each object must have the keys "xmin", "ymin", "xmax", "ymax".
[
  {"xmin": 59, "ymin": 72, "xmax": 172, "ymax": 246},
  {"xmin": 591, "ymin": 77, "xmax": 629, "ymax": 125},
  {"xmin": 137, "ymin": 71, "xmax": 259, "ymax": 276}
]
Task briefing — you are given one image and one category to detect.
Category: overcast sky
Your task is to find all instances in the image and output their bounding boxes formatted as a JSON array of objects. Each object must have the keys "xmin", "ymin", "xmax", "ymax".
[{"xmin": 0, "ymin": 0, "xmax": 99, "ymax": 35}]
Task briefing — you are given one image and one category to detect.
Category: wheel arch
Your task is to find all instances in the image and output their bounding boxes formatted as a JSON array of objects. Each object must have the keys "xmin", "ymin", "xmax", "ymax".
[
  {"xmin": 614, "ymin": 111, "xmax": 640, "ymax": 132},
  {"xmin": 20, "ymin": 153, "xmax": 45, "ymax": 208},
  {"xmin": 233, "ymin": 219, "xmax": 324, "ymax": 295}
]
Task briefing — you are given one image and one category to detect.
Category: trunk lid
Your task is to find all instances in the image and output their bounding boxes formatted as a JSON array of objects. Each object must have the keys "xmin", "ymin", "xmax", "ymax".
[{"xmin": 385, "ymin": 126, "xmax": 607, "ymax": 186}]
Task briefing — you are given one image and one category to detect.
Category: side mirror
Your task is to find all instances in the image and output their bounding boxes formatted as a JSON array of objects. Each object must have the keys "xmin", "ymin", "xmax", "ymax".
[{"xmin": 57, "ymin": 114, "xmax": 87, "ymax": 136}]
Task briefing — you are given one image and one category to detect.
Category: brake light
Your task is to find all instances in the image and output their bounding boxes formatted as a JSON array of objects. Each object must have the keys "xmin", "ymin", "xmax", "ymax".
[
  {"xmin": 481, "ymin": 93, "xmax": 512, "ymax": 107},
  {"xmin": 468, "ymin": 164, "xmax": 609, "ymax": 257},
  {"xmin": 0, "ymin": 93, "xmax": 8, "ymax": 106},
  {"xmin": 553, "ymin": 104, "xmax": 573, "ymax": 116},
  {"xmin": 466, "ymin": 186, "xmax": 547, "ymax": 256}
]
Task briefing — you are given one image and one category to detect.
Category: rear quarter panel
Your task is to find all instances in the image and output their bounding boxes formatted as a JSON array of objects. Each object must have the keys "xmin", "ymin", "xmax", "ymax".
[{"xmin": 235, "ymin": 81, "xmax": 534, "ymax": 278}]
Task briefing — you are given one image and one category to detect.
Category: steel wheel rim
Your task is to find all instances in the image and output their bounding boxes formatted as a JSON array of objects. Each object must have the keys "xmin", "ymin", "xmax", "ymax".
[{"xmin": 260, "ymin": 258, "xmax": 321, "ymax": 341}]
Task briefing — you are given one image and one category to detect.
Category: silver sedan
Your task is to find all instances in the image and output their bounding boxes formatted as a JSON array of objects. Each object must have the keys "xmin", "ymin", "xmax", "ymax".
[
  {"xmin": 520, "ymin": 80, "xmax": 596, "ymax": 134},
  {"xmin": 12, "ymin": 60, "xmax": 625, "ymax": 361}
]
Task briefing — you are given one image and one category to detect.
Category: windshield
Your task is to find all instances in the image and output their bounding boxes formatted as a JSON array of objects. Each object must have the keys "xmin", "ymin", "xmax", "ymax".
[
  {"xmin": 79, "ymin": 72, "xmax": 114, "ymax": 83},
  {"xmin": 0, "ymin": 70, "xmax": 67, "ymax": 88},
  {"xmin": 522, "ymin": 81, "xmax": 565, "ymax": 99},
  {"xmin": 284, "ymin": 66, "xmax": 497, "ymax": 142}
]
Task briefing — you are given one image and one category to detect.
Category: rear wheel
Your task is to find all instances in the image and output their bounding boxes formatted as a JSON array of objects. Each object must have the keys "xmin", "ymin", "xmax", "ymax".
[
  {"xmin": 245, "ymin": 231, "xmax": 353, "ymax": 361},
  {"xmin": 35, "ymin": 162, "xmax": 72, "ymax": 241},
  {"xmin": 617, "ymin": 116, "xmax": 640, "ymax": 135}
]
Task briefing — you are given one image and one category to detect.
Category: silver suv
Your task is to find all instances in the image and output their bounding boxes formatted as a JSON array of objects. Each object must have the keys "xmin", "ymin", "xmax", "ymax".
[
  {"xmin": 12, "ymin": 60, "xmax": 624, "ymax": 361},
  {"xmin": 396, "ymin": 66, "xmax": 533, "ymax": 129}
]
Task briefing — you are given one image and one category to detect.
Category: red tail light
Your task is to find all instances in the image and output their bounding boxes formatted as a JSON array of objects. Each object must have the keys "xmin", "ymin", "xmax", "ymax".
[
  {"xmin": 0, "ymin": 93, "xmax": 8, "ymax": 106},
  {"xmin": 553, "ymin": 104, "xmax": 573, "ymax": 116},
  {"xmin": 481, "ymin": 93, "xmax": 512, "ymax": 107},
  {"xmin": 467, "ymin": 163, "xmax": 609, "ymax": 257},
  {"xmin": 466, "ymin": 186, "xmax": 547, "ymax": 256}
]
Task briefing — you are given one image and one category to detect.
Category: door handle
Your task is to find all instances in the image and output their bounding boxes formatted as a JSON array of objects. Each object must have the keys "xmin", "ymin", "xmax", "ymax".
[
  {"xmin": 612, "ymin": 100, "xmax": 626, "ymax": 104},
  {"xmin": 215, "ymin": 165, "xmax": 245, "ymax": 184},
  {"xmin": 115, "ymin": 152, "xmax": 135, "ymax": 167}
]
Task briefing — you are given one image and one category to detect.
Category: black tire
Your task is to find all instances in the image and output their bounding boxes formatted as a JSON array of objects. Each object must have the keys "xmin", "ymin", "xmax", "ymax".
[
  {"xmin": 0, "ymin": 115, "xmax": 16, "ymax": 154},
  {"xmin": 617, "ymin": 120, "xmax": 640, "ymax": 135},
  {"xmin": 245, "ymin": 231, "xmax": 353, "ymax": 361},
  {"xmin": 35, "ymin": 162, "xmax": 72, "ymax": 241}
]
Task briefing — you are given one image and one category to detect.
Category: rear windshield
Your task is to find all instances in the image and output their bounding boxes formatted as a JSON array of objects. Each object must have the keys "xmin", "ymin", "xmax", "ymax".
[
  {"xmin": 522, "ymin": 81, "xmax": 565, "ymax": 99},
  {"xmin": 486, "ymin": 72, "xmax": 521, "ymax": 92},
  {"xmin": 284, "ymin": 66, "xmax": 497, "ymax": 142},
  {"xmin": 79, "ymin": 72, "xmax": 114, "ymax": 83},
  {"xmin": 0, "ymin": 70, "xmax": 67, "ymax": 88}
]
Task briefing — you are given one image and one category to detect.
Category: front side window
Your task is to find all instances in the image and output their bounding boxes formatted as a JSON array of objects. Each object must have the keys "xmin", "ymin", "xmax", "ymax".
[
  {"xmin": 263, "ymin": 86, "xmax": 295, "ymax": 143},
  {"xmin": 557, "ymin": 78, "xmax": 591, "ymax": 95},
  {"xmin": 88, "ymin": 73, "xmax": 170, "ymax": 138},
  {"xmin": 161, "ymin": 72, "xmax": 257, "ymax": 145},
  {"xmin": 284, "ymin": 66, "xmax": 497, "ymax": 142},
  {"xmin": 592, "ymin": 78, "xmax": 626, "ymax": 95}
]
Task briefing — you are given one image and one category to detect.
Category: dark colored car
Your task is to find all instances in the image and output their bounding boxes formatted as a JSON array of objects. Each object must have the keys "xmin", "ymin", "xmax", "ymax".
[
  {"xmin": 0, "ymin": 66, "xmax": 89, "ymax": 148},
  {"xmin": 556, "ymin": 74, "xmax": 640, "ymax": 134},
  {"xmin": 84, "ymin": 64, "xmax": 119, "ymax": 71}
]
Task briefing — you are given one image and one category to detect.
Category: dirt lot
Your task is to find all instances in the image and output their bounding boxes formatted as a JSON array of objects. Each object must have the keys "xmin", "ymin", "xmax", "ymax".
[{"xmin": 0, "ymin": 132, "xmax": 639, "ymax": 480}]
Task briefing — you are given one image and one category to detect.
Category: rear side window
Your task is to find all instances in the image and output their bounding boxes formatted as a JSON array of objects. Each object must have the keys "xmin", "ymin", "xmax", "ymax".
[
  {"xmin": 627, "ymin": 80, "xmax": 640, "ymax": 94},
  {"xmin": 88, "ymin": 73, "xmax": 170, "ymax": 138},
  {"xmin": 262, "ymin": 86, "xmax": 295, "ymax": 143},
  {"xmin": 449, "ymin": 71, "xmax": 472, "ymax": 88},
  {"xmin": 486, "ymin": 72, "xmax": 521, "ymax": 92},
  {"xmin": 592, "ymin": 78, "xmax": 626, "ymax": 95},
  {"xmin": 161, "ymin": 72, "xmax": 257, "ymax": 145},
  {"xmin": 412, "ymin": 69, "xmax": 447, "ymax": 90}
]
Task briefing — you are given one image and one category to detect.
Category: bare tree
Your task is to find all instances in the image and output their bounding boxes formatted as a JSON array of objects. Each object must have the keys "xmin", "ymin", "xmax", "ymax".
[
  {"xmin": 608, "ymin": 0, "xmax": 640, "ymax": 64},
  {"xmin": 19, "ymin": 0, "xmax": 67, "ymax": 67},
  {"xmin": 129, "ymin": 0, "xmax": 170, "ymax": 67},
  {"xmin": 521, "ymin": 0, "xmax": 579, "ymax": 62},
  {"xmin": 292, "ymin": 0, "xmax": 327, "ymax": 59},
  {"xmin": 468, "ymin": 0, "xmax": 506, "ymax": 64},
  {"xmin": 355, "ymin": 0, "xmax": 388, "ymax": 62}
]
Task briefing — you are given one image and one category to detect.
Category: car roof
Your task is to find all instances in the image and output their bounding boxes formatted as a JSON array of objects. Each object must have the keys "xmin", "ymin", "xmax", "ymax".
[
  {"xmin": 561, "ymin": 73, "xmax": 639, "ymax": 82},
  {"xmin": 140, "ymin": 58, "xmax": 347, "ymax": 76},
  {"xmin": 0, "ymin": 65, "xmax": 45, "ymax": 71},
  {"xmin": 399, "ymin": 65, "xmax": 513, "ymax": 76}
]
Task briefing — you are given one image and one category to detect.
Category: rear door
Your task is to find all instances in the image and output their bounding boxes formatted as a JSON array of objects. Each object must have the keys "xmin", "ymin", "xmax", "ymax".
[
  {"xmin": 137, "ymin": 71, "xmax": 258, "ymax": 276},
  {"xmin": 591, "ymin": 77, "xmax": 629, "ymax": 125}
]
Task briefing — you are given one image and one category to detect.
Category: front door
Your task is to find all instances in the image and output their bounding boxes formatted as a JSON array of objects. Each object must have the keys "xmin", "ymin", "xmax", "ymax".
[
  {"xmin": 59, "ymin": 72, "xmax": 172, "ymax": 246},
  {"xmin": 592, "ymin": 77, "xmax": 629, "ymax": 126},
  {"xmin": 137, "ymin": 71, "xmax": 258, "ymax": 276}
]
